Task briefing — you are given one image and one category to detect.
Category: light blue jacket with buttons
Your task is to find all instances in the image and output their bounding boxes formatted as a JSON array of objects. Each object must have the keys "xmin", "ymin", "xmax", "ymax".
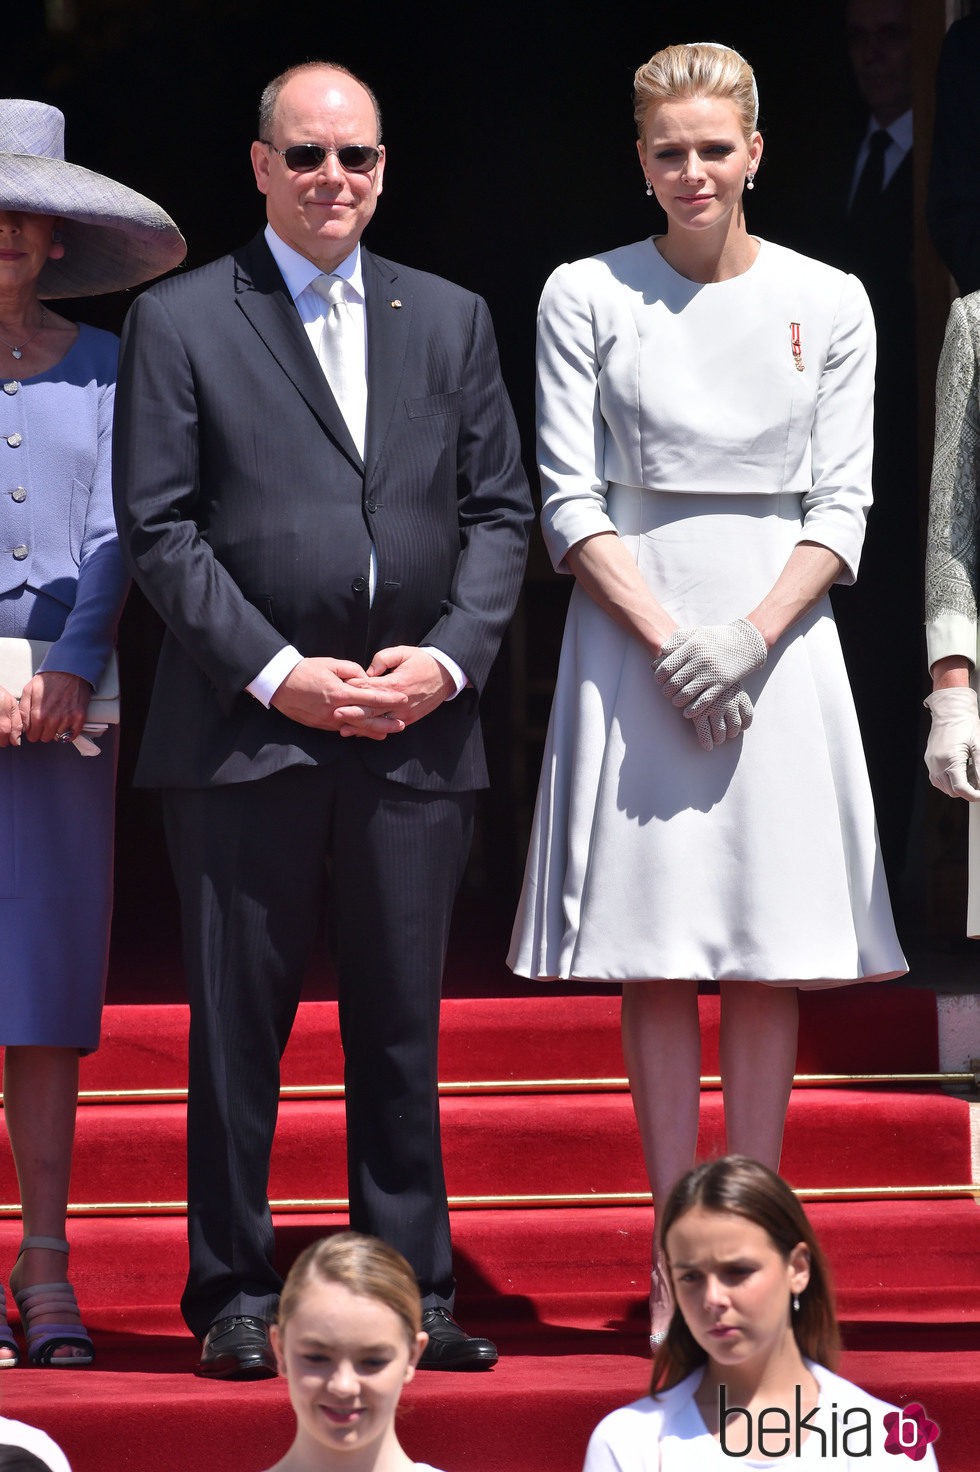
[{"xmin": 0, "ymin": 323, "xmax": 128, "ymax": 690}]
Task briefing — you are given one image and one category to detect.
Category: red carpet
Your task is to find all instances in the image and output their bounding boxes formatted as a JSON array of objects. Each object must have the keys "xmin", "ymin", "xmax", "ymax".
[
  {"xmin": 0, "ymin": 987, "xmax": 975, "ymax": 1471},
  {"xmin": 78, "ymin": 987, "xmax": 940, "ymax": 1093}
]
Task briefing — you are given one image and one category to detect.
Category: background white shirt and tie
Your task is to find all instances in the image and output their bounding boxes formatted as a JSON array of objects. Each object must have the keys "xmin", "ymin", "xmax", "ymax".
[
  {"xmin": 847, "ymin": 108, "xmax": 913, "ymax": 212},
  {"xmin": 247, "ymin": 224, "xmax": 466, "ymax": 705}
]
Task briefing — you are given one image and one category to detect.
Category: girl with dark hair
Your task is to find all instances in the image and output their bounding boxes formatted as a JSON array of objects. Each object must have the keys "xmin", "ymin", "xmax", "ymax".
[{"xmin": 583, "ymin": 1158, "xmax": 940, "ymax": 1469}]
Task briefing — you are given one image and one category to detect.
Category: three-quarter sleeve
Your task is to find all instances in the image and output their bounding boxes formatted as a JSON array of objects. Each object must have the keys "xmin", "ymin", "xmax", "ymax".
[
  {"xmin": 925, "ymin": 293, "xmax": 980, "ymax": 669},
  {"xmin": 800, "ymin": 273, "xmax": 876, "ymax": 585},
  {"xmin": 536, "ymin": 263, "xmax": 617, "ymax": 572}
]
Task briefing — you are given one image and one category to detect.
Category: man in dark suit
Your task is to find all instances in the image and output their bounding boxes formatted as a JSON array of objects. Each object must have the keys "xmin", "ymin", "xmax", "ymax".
[
  {"xmin": 112, "ymin": 61, "xmax": 532, "ymax": 1378},
  {"xmin": 837, "ymin": 0, "xmax": 919, "ymax": 906},
  {"xmin": 795, "ymin": 0, "xmax": 919, "ymax": 907},
  {"xmin": 928, "ymin": 10, "xmax": 980, "ymax": 295}
]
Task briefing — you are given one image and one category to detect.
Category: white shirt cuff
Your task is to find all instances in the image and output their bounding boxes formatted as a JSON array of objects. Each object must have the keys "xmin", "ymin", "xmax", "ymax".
[
  {"xmin": 247, "ymin": 646, "xmax": 304, "ymax": 707},
  {"xmin": 424, "ymin": 647, "xmax": 468, "ymax": 698},
  {"xmin": 925, "ymin": 615, "xmax": 979, "ymax": 673}
]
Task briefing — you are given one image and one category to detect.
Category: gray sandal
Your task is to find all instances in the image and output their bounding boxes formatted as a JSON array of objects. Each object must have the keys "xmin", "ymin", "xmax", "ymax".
[{"xmin": 13, "ymin": 1235, "xmax": 93, "ymax": 1367}]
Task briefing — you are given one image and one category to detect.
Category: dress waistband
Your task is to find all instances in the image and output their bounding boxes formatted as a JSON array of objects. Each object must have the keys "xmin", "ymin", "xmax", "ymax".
[{"xmin": 606, "ymin": 483, "xmax": 805, "ymax": 526}]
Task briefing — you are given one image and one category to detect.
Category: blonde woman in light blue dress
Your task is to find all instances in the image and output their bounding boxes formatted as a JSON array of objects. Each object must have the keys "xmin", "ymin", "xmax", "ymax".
[{"xmin": 509, "ymin": 43, "xmax": 905, "ymax": 1343}]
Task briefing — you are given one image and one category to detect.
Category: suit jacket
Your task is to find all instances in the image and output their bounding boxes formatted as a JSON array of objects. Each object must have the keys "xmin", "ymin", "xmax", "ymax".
[
  {"xmin": 789, "ymin": 128, "xmax": 916, "ymax": 497},
  {"xmin": 928, "ymin": 15, "xmax": 980, "ymax": 296},
  {"xmin": 804, "ymin": 133, "xmax": 914, "ymax": 363},
  {"xmin": 112, "ymin": 233, "xmax": 532, "ymax": 792},
  {"xmin": 3, "ymin": 324, "xmax": 127, "ymax": 687}
]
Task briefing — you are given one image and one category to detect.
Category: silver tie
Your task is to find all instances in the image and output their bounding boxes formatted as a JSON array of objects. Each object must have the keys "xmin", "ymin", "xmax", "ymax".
[{"xmin": 312, "ymin": 273, "xmax": 364, "ymax": 455}]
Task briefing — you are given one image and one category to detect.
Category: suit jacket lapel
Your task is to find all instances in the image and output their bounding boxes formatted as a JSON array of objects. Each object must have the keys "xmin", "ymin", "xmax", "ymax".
[
  {"xmin": 363, "ymin": 251, "xmax": 411, "ymax": 482},
  {"xmin": 233, "ymin": 234, "xmax": 364, "ymax": 472}
]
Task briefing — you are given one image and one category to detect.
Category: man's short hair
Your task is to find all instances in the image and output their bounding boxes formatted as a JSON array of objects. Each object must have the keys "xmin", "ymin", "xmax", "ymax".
[{"xmin": 258, "ymin": 62, "xmax": 383, "ymax": 144}]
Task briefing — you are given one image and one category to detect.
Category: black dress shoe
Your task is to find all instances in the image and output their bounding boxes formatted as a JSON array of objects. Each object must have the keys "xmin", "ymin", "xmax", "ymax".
[
  {"xmin": 196, "ymin": 1315, "xmax": 277, "ymax": 1380},
  {"xmin": 418, "ymin": 1308, "xmax": 498, "ymax": 1371}
]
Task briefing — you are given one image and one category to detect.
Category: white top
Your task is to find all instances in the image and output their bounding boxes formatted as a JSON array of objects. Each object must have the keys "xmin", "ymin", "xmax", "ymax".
[
  {"xmin": 582, "ymin": 1363, "xmax": 940, "ymax": 1471},
  {"xmin": 0, "ymin": 1415, "xmax": 73, "ymax": 1472},
  {"xmin": 537, "ymin": 238, "xmax": 875, "ymax": 585}
]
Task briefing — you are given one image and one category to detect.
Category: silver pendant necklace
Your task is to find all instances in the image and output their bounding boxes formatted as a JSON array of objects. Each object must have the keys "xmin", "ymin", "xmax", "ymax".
[{"xmin": 0, "ymin": 305, "xmax": 47, "ymax": 360}]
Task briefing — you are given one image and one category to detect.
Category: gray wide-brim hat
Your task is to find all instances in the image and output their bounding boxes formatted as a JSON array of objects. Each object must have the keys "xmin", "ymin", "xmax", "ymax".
[{"xmin": 0, "ymin": 98, "xmax": 186, "ymax": 298}]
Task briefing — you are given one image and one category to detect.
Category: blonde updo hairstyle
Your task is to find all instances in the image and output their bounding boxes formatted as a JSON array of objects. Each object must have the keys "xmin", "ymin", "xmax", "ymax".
[
  {"xmin": 277, "ymin": 1231, "xmax": 422, "ymax": 1349},
  {"xmin": 633, "ymin": 42, "xmax": 759, "ymax": 143}
]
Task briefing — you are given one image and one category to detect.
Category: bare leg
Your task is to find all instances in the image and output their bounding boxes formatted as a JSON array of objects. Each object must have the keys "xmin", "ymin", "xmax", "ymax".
[
  {"xmin": 621, "ymin": 980, "xmax": 701, "ymax": 1340},
  {"xmin": 718, "ymin": 981, "xmax": 799, "ymax": 1170},
  {"xmin": 4, "ymin": 1046, "xmax": 87, "ymax": 1361},
  {"xmin": 621, "ymin": 980, "xmax": 702, "ymax": 1216}
]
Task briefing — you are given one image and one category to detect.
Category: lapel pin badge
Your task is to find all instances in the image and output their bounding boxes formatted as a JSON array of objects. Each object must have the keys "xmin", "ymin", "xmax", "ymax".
[
  {"xmin": 790, "ymin": 321, "xmax": 805, "ymax": 372},
  {"xmin": 390, "ymin": 299, "xmax": 402, "ymax": 309}
]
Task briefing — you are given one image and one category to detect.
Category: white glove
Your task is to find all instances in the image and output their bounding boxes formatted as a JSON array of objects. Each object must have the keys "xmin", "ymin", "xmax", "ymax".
[
  {"xmin": 691, "ymin": 686, "xmax": 755, "ymax": 752},
  {"xmin": 923, "ymin": 687, "xmax": 980, "ymax": 799},
  {"xmin": 654, "ymin": 619, "xmax": 768, "ymax": 714}
]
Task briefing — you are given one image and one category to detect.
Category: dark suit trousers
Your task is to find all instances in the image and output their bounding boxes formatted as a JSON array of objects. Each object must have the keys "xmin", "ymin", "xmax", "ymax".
[{"xmin": 163, "ymin": 750, "xmax": 474, "ymax": 1337}]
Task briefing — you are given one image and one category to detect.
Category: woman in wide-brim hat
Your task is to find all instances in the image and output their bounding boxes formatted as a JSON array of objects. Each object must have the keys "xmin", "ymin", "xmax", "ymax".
[{"xmin": 0, "ymin": 97, "xmax": 184, "ymax": 1369}]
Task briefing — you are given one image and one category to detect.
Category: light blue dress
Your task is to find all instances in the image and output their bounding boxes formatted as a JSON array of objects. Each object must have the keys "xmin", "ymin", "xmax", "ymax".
[
  {"xmin": 509, "ymin": 240, "xmax": 906, "ymax": 986},
  {"xmin": 0, "ymin": 324, "xmax": 128, "ymax": 1048}
]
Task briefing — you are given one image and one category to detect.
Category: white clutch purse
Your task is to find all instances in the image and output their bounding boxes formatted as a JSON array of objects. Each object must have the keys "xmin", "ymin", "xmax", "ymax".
[{"xmin": 0, "ymin": 638, "xmax": 119, "ymax": 755}]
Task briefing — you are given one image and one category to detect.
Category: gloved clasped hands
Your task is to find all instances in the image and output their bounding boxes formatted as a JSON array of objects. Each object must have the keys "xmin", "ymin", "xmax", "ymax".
[
  {"xmin": 923, "ymin": 686, "xmax": 980, "ymax": 800},
  {"xmin": 652, "ymin": 618, "xmax": 769, "ymax": 752}
]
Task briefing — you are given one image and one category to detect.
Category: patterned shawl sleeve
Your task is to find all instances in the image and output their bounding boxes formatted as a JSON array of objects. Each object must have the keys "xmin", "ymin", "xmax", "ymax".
[{"xmin": 925, "ymin": 293, "xmax": 980, "ymax": 668}]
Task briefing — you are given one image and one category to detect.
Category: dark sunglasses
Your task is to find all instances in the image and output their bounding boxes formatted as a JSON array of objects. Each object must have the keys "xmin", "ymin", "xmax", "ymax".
[{"xmin": 261, "ymin": 140, "xmax": 381, "ymax": 174}]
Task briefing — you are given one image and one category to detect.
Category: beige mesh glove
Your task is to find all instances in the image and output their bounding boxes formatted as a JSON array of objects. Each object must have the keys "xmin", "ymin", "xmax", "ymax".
[
  {"xmin": 690, "ymin": 687, "xmax": 756, "ymax": 752},
  {"xmin": 924, "ymin": 687, "xmax": 980, "ymax": 799},
  {"xmin": 654, "ymin": 619, "xmax": 768, "ymax": 712},
  {"xmin": 653, "ymin": 620, "xmax": 767, "ymax": 750}
]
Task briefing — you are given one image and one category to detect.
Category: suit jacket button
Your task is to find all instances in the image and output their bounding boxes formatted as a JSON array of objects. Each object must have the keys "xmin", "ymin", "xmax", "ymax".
[
  {"xmin": 12, "ymin": 544, "xmax": 28, "ymax": 560},
  {"xmin": 5, "ymin": 433, "xmax": 22, "ymax": 448},
  {"xmin": 10, "ymin": 487, "xmax": 26, "ymax": 503},
  {"xmin": 366, "ymin": 500, "xmax": 377, "ymax": 513},
  {"xmin": 351, "ymin": 576, "xmax": 368, "ymax": 593}
]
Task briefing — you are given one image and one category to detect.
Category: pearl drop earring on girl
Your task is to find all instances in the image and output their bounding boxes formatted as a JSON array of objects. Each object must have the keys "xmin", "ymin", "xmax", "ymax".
[
  {"xmin": 746, "ymin": 172, "xmax": 756, "ymax": 191},
  {"xmin": 645, "ymin": 178, "xmax": 653, "ymax": 197}
]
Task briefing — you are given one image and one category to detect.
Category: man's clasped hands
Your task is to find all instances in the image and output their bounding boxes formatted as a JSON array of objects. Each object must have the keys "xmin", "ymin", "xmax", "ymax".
[{"xmin": 270, "ymin": 645, "xmax": 457, "ymax": 740}]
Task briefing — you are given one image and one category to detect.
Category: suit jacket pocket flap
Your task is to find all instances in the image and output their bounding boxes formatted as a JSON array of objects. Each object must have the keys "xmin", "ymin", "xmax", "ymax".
[{"xmin": 404, "ymin": 391, "xmax": 461, "ymax": 419}]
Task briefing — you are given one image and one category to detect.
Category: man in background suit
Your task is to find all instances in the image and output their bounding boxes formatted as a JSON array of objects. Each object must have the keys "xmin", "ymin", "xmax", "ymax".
[
  {"xmin": 808, "ymin": 0, "xmax": 920, "ymax": 907},
  {"xmin": 112, "ymin": 61, "xmax": 532, "ymax": 1377},
  {"xmin": 928, "ymin": 9, "xmax": 980, "ymax": 295}
]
